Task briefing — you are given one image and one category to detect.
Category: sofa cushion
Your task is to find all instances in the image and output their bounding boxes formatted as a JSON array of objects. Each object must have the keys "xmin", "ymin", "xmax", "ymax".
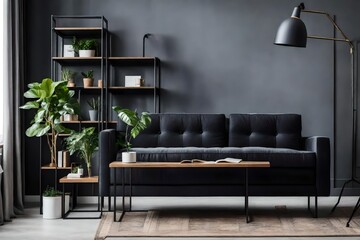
[
  {"xmin": 229, "ymin": 114, "xmax": 302, "ymax": 149},
  {"xmin": 117, "ymin": 147, "xmax": 315, "ymax": 168},
  {"xmin": 128, "ymin": 114, "xmax": 227, "ymax": 147}
]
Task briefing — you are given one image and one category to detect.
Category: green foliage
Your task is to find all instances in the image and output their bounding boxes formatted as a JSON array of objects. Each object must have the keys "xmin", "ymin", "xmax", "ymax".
[
  {"xmin": 43, "ymin": 186, "xmax": 62, "ymax": 197},
  {"xmin": 81, "ymin": 70, "xmax": 94, "ymax": 79},
  {"xmin": 61, "ymin": 68, "xmax": 75, "ymax": 82},
  {"xmin": 112, "ymin": 107, "xmax": 151, "ymax": 151},
  {"xmin": 20, "ymin": 78, "xmax": 79, "ymax": 137},
  {"xmin": 72, "ymin": 37, "xmax": 98, "ymax": 51},
  {"xmin": 20, "ymin": 78, "xmax": 80, "ymax": 165},
  {"xmin": 65, "ymin": 127, "xmax": 99, "ymax": 169},
  {"xmin": 87, "ymin": 97, "xmax": 100, "ymax": 110}
]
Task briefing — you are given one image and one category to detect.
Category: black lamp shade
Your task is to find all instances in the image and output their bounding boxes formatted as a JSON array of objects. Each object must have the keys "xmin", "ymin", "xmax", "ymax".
[{"xmin": 274, "ymin": 17, "xmax": 307, "ymax": 47}]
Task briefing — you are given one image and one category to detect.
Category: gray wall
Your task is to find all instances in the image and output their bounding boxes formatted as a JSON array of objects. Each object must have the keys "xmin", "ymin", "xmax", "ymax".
[{"xmin": 25, "ymin": 0, "xmax": 360, "ymax": 195}]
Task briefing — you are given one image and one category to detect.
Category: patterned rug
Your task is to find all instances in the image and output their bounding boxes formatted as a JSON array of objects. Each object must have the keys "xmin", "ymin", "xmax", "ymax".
[{"xmin": 95, "ymin": 207, "xmax": 360, "ymax": 239}]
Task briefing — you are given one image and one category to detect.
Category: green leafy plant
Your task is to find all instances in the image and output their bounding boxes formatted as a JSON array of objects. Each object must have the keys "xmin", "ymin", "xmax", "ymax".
[
  {"xmin": 72, "ymin": 37, "xmax": 98, "ymax": 52},
  {"xmin": 43, "ymin": 186, "xmax": 62, "ymax": 197},
  {"xmin": 65, "ymin": 127, "xmax": 98, "ymax": 177},
  {"xmin": 87, "ymin": 97, "xmax": 100, "ymax": 110},
  {"xmin": 20, "ymin": 78, "xmax": 80, "ymax": 167},
  {"xmin": 61, "ymin": 68, "xmax": 75, "ymax": 82},
  {"xmin": 112, "ymin": 107, "xmax": 151, "ymax": 152},
  {"xmin": 81, "ymin": 70, "xmax": 93, "ymax": 79}
]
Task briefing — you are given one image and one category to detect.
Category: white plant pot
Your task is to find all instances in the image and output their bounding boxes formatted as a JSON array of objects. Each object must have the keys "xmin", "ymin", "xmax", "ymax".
[
  {"xmin": 79, "ymin": 50, "xmax": 95, "ymax": 57},
  {"xmin": 122, "ymin": 152, "xmax": 136, "ymax": 163},
  {"xmin": 43, "ymin": 196, "xmax": 62, "ymax": 219},
  {"xmin": 89, "ymin": 110, "xmax": 98, "ymax": 121}
]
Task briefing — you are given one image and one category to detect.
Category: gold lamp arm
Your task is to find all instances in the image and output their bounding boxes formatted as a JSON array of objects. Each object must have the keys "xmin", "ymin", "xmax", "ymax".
[{"xmin": 302, "ymin": 9, "xmax": 354, "ymax": 53}]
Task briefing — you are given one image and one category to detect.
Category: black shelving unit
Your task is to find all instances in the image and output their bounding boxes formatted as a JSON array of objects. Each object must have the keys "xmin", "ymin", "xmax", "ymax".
[{"xmin": 39, "ymin": 15, "xmax": 108, "ymax": 214}]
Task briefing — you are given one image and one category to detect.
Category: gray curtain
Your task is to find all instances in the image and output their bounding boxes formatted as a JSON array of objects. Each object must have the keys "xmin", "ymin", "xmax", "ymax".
[{"xmin": 1, "ymin": 0, "xmax": 25, "ymax": 225}]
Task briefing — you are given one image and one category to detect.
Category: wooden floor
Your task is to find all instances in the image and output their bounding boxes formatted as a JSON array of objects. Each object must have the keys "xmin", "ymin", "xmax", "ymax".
[{"xmin": 2, "ymin": 196, "xmax": 360, "ymax": 240}]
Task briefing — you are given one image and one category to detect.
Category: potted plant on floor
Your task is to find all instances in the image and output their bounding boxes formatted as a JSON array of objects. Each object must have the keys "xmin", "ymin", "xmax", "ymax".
[
  {"xmin": 61, "ymin": 68, "xmax": 76, "ymax": 87},
  {"xmin": 112, "ymin": 107, "xmax": 151, "ymax": 163},
  {"xmin": 65, "ymin": 127, "xmax": 98, "ymax": 177},
  {"xmin": 82, "ymin": 70, "xmax": 94, "ymax": 88},
  {"xmin": 20, "ymin": 78, "xmax": 80, "ymax": 167},
  {"xmin": 42, "ymin": 186, "xmax": 62, "ymax": 219},
  {"xmin": 72, "ymin": 37, "xmax": 98, "ymax": 57},
  {"xmin": 87, "ymin": 97, "xmax": 100, "ymax": 121}
]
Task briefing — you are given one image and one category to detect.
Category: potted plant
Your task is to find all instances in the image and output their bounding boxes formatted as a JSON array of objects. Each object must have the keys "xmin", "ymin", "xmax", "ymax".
[
  {"xmin": 61, "ymin": 68, "xmax": 76, "ymax": 87},
  {"xmin": 42, "ymin": 186, "xmax": 62, "ymax": 219},
  {"xmin": 82, "ymin": 70, "xmax": 94, "ymax": 88},
  {"xmin": 87, "ymin": 97, "xmax": 100, "ymax": 121},
  {"xmin": 72, "ymin": 37, "xmax": 97, "ymax": 57},
  {"xmin": 65, "ymin": 127, "xmax": 98, "ymax": 177},
  {"xmin": 112, "ymin": 107, "xmax": 151, "ymax": 163},
  {"xmin": 20, "ymin": 78, "xmax": 80, "ymax": 167}
]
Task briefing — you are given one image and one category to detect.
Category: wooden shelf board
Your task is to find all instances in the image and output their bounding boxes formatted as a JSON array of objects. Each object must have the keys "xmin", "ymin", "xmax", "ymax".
[
  {"xmin": 53, "ymin": 27, "xmax": 103, "ymax": 37},
  {"xmin": 109, "ymin": 86, "xmax": 156, "ymax": 90},
  {"xmin": 41, "ymin": 164, "xmax": 72, "ymax": 170},
  {"xmin": 109, "ymin": 57, "xmax": 157, "ymax": 60},
  {"xmin": 61, "ymin": 121, "xmax": 112, "ymax": 124},
  {"xmin": 54, "ymin": 27, "xmax": 102, "ymax": 31},
  {"xmin": 59, "ymin": 176, "xmax": 98, "ymax": 183},
  {"xmin": 52, "ymin": 57, "xmax": 102, "ymax": 60},
  {"xmin": 68, "ymin": 87, "xmax": 102, "ymax": 91}
]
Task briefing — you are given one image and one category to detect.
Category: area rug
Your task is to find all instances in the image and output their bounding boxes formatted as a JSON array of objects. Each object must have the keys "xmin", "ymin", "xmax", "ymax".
[{"xmin": 95, "ymin": 207, "xmax": 360, "ymax": 239}]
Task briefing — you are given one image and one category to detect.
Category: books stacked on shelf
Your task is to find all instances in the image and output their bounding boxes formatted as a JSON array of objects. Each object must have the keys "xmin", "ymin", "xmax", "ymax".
[
  {"xmin": 180, "ymin": 158, "xmax": 242, "ymax": 164},
  {"xmin": 57, "ymin": 151, "xmax": 70, "ymax": 168},
  {"xmin": 67, "ymin": 173, "xmax": 82, "ymax": 179}
]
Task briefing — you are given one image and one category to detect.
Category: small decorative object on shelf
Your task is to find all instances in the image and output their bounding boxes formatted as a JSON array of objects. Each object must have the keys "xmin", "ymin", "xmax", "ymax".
[
  {"xmin": 113, "ymin": 107, "xmax": 152, "ymax": 163},
  {"xmin": 82, "ymin": 70, "xmax": 94, "ymax": 88},
  {"xmin": 20, "ymin": 79, "xmax": 80, "ymax": 167},
  {"xmin": 63, "ymin": 114, "xmax": 78, "ymax": 122},
  {"xmin": 72, "ymin": 37, "xmax": 98, "ymax": 57},
  {"xmin": 98, "ymin": 79, "xmax": 103, "ymax": 88},
  {"xmin": 63, "ymin": 44, "xmax": 75, "ymax": 57},
  {"xmin": 61, "ymin": 68, "xmax": 76, "ymax": 87},
  {"xmin": 65, "ymin": 127, "xmax": 98, "ymax": 177},
  {"xmin": 87, "ymin": 97, "xmax": 100, "ymax": 121},
  {"xmin": 125, "ymin": 75, "xmax": 143, "ymax": 87}
]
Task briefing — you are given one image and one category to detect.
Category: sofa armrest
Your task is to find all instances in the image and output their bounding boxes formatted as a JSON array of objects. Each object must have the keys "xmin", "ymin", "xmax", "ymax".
[
  {"xmin": 304, "ymin": 136, "xmax": 330, "ymax": 196},
  {"xmin": 99, "ymin": 129, "xmax": 118, "ymax": 196}
]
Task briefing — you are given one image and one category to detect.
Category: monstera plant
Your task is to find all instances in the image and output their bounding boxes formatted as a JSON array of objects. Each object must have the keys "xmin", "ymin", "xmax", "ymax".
[
  {"xmin": 65, "ymin": 127, "xmax": 98, "ymax": 177},
  {"xmin": 112, "ymin": 107, "xmax": 151, "ymax": 162},
  {"xmin": 20, "ymin": 78, "xmax": 79, "ymax": 167}
]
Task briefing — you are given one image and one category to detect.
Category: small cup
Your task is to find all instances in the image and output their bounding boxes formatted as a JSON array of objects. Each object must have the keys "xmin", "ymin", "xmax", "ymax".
[{"xmin": 98, "ymin": 79, "xmax": 103, "ymax": 88}]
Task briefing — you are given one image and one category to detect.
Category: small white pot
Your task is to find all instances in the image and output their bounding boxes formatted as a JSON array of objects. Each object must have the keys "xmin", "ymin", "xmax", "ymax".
[
  {"xmin": 89, "ymin": 110, "xmax": 98, "ymax": 121},
  {"xmin": 122, "ymin": 152, "xmax": 136, "ymax": 163},
  {"xmin": 79, "ymin": 50, "xmax": 95, "ymax": 57},
  {"xmin": 43, "ymin": 196, "xmax": 62, "ymax": 219}
]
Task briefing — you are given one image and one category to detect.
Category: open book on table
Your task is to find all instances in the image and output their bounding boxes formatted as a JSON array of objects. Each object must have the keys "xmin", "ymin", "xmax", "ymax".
[{"xmin": 180, "ymin": 158, "xmax": 242, "ymax": 164}]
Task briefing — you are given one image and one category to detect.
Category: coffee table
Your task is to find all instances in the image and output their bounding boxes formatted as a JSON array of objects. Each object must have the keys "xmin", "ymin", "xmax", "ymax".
[{"xmin": 109, "ymin": 161, "xmax": 270, "ymax": 223}]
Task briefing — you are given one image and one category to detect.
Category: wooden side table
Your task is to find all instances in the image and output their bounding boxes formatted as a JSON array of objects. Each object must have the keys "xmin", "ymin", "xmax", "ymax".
[{"xmin": 59, "ymin": 176, "xmax": 102, "ymax": 219}]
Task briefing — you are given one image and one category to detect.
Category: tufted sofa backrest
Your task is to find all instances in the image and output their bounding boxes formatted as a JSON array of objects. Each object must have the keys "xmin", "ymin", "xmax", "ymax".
[
  {"xmin": 228, "ymin": 114, "xmax": 302, "ymax": 149},
  {"xmin": 130, "ymin": 114, "xmax": 227, "ymax": 147}
]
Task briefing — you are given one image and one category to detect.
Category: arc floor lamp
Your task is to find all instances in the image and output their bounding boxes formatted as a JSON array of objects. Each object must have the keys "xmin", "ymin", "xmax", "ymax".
[{"xmin": 274, "ymin": 3, "xmax": 358, "ymax": 226}]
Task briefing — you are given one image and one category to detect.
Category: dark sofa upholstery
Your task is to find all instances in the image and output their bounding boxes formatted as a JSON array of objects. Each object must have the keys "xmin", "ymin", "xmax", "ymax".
[{"xmin": 99, "ymin": 113, "xmax": 330, "ymax": 197}]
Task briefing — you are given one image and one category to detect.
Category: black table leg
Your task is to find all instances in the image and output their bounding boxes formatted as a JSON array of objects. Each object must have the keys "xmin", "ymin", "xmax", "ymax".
[
  {"xmin": 113, "ymin": 167, "xmax": 117, "ymax": 222},
  {"xmin": 245, "ymin": 168, "xmax": 250, "ymax": 223},
  {"xmin": 130, "ymin": 168, "xmax": 132, "ymax": 212},
  {"xmin": 347, "ymin": 196, "xmax": 360, "ymax": 227},
  {"xmin": 62, "ymin": 183, "xmax": 65, "ymax": 218}
]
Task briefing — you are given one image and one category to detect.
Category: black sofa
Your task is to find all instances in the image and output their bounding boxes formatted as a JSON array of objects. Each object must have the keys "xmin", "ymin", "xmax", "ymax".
[{"xmin": 99, "ymin": 113, "xmax": 330, "ymax": 200}]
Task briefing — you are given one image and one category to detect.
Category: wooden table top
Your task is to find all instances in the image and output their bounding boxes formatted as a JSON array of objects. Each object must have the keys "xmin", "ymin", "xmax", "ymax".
[
  {"xmin": 59, "ymin": 176, "xmax": 98, "ymax": 183},
  {"xmin": 109, "ymin": 161, "xmax": 270, "ymax": 168}
]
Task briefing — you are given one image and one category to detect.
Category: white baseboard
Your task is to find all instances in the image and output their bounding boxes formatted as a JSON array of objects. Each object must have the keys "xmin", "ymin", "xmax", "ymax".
[{"xmin": 25, "ymin": 195, "xmax": 105, "ymax": 204}]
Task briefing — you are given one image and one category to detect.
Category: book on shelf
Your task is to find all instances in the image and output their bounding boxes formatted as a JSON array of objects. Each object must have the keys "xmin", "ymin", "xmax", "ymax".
[
  {"xmin": 67, "ymin": 173, "xmax": 82, "ymax": 179},
  {"xmin": 57, "ymin": 151, "xmax": 63, "ymax": 167},
  {"xmin": 180, "ymin": 158, "xmax": 242, "ymax": 164}
]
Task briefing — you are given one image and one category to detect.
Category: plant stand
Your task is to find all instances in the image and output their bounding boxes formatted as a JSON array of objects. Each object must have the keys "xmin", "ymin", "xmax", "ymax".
[{"xmin": 60, "ymin": 176, "xmax": 102, "ymax": 219}]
